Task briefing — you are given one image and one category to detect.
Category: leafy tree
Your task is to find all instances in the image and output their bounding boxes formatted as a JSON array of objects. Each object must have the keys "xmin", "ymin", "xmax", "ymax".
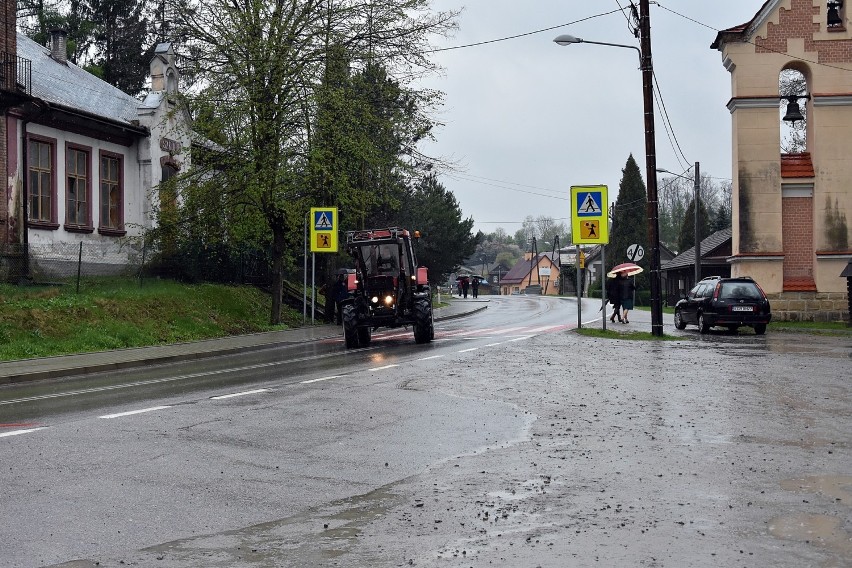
[
  {"xmin": 608, "ymin": 154, "xmax": 648, "ymax": 288},
  {"xmin": 162, "ymin": 0, "xmax": 455, "ymax": 324},
  {"xmin": 398, "ymin": 174, "xmax": 478, "ymax": 285}
]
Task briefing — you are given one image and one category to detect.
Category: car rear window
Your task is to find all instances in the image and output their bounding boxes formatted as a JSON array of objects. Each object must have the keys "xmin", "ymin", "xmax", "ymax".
[{"xmin": 718, "ymin": 282, "xmax": 762, "ymax": 300}]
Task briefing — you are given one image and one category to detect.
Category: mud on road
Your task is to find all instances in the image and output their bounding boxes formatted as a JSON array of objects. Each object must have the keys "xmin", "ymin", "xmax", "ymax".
[
  {"xmin": 329, "ymin": 331, "xmax": 852, "ymax": 567},
  {"xmin": 82, "ymin": 330, "xmax": 851, "ymax": 568}
]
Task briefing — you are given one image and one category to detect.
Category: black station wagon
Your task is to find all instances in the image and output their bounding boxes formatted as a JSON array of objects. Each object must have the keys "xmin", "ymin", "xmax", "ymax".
[{"xmin": 674, "ymin": 276, "xmax": 771, "ymax": 335}]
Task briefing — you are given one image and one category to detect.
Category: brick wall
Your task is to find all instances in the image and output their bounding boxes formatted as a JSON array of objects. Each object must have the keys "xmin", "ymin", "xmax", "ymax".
[
  {"xmin": 782, "ymin": 196, "xmax": 814, "ymax": 279},
  {"xmin": 757, "ymin": 0, "xmax": 852, "ymax": 63},
  {"xmin": 0, "ymin": 0, "xmax": 12, "ymax": 244}
]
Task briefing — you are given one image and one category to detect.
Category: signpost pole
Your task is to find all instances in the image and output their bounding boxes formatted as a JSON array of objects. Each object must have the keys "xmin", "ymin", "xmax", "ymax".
[
  {"xmin": 602, "ymin": 245, "xmax": 607, "ymax": 331},
  {"xmin": 311, "ymin": 253, "xmax": 316, "ymax": 324},
  {"xmin": 576, "ymin": 245, "xmax": 582, "ymax": 329}
]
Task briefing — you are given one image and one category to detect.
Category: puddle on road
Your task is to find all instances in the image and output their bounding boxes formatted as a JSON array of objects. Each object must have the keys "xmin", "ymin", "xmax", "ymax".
[{"xmin": 769, "ymin": 475, "xmax": 852, "ymax": 560}]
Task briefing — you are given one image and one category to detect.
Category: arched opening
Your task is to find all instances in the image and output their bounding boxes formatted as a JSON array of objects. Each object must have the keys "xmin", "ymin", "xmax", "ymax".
[{"xmin": 779, "ymin": 67, "xmax": 808, "ymax": 153}]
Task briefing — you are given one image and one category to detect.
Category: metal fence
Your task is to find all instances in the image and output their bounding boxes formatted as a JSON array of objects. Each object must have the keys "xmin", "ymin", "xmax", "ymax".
[{"xmin": 0, "ymin": 241, "xmax": 275, "ymax": 291}]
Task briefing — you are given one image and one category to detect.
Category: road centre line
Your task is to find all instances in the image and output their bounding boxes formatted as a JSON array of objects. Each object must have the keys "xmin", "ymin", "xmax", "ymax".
[
  {"xmin": 0, "ymin": 350, "xmax": 363, "ymax": 406},
  {"xmin": 371, "ymin": 364, "xmax": 400, "ymax": 371},
  {"xmin": 458, "ymin": 347, "xmax": 479, "ymax": 353},
  {"xmin": 417, "ymin": 355, "xmax": 444, "ymax": 361},
  {"xmin": 301, "ymin": 375, "xmax": 342, "ymax": 384},
  {"xmin": 99, "ymin": 406, "xmax": 172, "ymax": 419},
  {"xmin": 0, "ymin": 427, "xmax": 47, "ymax": 438},
  {"xmin": 484, "ymin": 343, "xmax": 503, "ymax": 347},
  {"xmin": 210, "ymin": 389, "xmax": 270, "ymax": 400},
  {"xmin": 508, "ymin": 336, "xmax": 533, "ymax": 342}
]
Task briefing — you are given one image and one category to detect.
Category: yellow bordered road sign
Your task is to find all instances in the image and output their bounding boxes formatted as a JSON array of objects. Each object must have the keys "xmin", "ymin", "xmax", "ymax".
[
  {"xmin": 310, "ymin": 207, "xmax": 338, "ymax": 253},
  {"xmin": 571, "ymin": 185, "xmax": 609, "ymax": 245}
]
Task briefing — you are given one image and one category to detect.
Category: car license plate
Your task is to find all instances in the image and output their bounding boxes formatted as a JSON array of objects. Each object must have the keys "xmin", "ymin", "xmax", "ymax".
[{"xmin": 732, "ymin": 305, "xmax": 753, "ymax": 312}]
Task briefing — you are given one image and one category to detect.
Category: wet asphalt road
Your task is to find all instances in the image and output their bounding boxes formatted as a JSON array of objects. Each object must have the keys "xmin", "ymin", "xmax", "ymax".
[{"xmin": 1, "ymin": 296, "xmax": 851, "ymax": 567}]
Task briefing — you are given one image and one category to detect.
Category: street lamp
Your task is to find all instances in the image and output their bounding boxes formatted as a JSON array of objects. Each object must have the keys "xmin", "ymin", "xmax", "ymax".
[
  {"xmin": 658, "ymin": 163, "xmax": 702, "ymax": 286},
  {"xmin": 553, "ymin": 34, "xmax": 641, "ymax": 63},
  {"xmin": 553, "ymin": 0, "xmax": 664, "ymax": 337}
]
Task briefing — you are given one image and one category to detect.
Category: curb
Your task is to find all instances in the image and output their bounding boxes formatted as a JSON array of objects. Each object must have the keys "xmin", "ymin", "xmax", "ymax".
[{"xmin": 0, "ymin": 305, "xmax": 486, "ymax": 385}]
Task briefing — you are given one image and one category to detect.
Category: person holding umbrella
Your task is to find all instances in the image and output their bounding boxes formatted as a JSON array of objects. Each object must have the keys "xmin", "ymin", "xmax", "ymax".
[
  {"xmin": 606, "ymin": 274, "xmax": 623, "ymax": 323},
  {"xmin": 618, "ymin": 272, "xmax": 636, "ymax": 324},
  {"xmin": 607, "ymin": 263, "xmax": 642, "ymax": 324}
]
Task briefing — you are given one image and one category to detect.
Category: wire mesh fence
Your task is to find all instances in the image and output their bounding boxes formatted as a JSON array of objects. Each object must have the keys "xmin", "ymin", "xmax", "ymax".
[{"xmin": 0, "ymin": 241, "xmax": 275, "ymax": 291}]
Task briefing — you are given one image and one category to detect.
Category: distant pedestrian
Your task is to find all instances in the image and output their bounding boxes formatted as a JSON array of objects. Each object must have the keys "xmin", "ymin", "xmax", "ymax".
[
  {"xmin": 618, "ymin": 273, "xmax": 636, "ymax": 324},
  {"xmin": 457, "ymin": 279, "xmax": 463, "ymax": 297},
  {"xmin": 606, "ymin": 274, "xmax": 622, "ymax": 323},
  {"xmin": 332, "ymin": 273, "xmax": 348, "ymax": 325},
  {"xmin": 471, "ymin": 277, "xmax": 479, "ymax": 298},
  {"xmin": 462, "ymin": 277, "xmax": 469, "ymax": 298}
]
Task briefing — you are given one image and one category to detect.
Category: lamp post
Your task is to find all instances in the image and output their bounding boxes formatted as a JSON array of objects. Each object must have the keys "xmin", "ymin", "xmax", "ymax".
[
  {"xmin": 553, "ymin": 0, "xmax": 664, "ymax": 337},
  {"xmin": 658, "ymin": 162, "xmax": 701, "ymax": 286}
]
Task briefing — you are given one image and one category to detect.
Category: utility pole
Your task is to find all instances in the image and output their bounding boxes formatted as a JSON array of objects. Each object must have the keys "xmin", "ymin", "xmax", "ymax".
[
  {"xmin": 639, "ymin": 0, "xmax": 664, "ymax": 337},
  {"xmin": 694, "ymin": 161, "xmax": 701, "ymax": 285}
]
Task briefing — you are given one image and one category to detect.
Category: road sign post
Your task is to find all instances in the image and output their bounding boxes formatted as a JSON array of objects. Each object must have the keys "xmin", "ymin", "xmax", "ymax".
[{"xmin": 571, "ymin": 186, "xmax": 609, "ymax": 329}]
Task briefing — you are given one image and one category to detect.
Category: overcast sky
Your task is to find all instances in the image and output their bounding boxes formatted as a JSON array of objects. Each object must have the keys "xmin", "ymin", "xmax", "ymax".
[{"xmin": 418, "ymin": 1, "xmax": 762, "ymax": 236}]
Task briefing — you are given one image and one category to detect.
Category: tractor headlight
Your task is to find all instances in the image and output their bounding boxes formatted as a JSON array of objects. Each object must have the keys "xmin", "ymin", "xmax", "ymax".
[
  {"xmin": 384, "ymin": 295, "xmax": 394, "ymax": 306},
  {"xmin": 371, "ymin": 296, "xmax": 379, "ymax": 304}
]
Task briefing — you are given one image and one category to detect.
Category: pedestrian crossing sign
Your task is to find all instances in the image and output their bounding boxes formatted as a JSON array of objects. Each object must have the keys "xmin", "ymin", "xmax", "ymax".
[
  {"xmin": 310, "ymin": 207, "xmax": 338, "ymax": 253},
  {"xmin": 570, "ymin": 185, "xmax": 609, "ymax": 244}
]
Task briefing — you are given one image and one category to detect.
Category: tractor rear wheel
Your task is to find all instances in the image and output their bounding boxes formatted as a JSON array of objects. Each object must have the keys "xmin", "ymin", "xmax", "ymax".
[{"xmin": 413, "ymin": 297, "xmax": 434, "ymax": 344}]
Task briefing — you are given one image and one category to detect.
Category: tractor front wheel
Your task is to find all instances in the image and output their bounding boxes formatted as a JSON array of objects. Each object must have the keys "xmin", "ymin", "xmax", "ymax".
[
  {"xmin": 413, "ymin": 297, "xmax": 434, "ymax": 344},
  {"xmin": 343, "ymin": 304, "xmax": 362, "ymax": 349}
]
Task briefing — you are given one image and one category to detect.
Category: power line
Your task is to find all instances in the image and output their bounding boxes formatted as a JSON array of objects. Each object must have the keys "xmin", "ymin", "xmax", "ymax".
[{"xmin": 423, "ymin": 8, "xmax": 625, "ymax": 54}]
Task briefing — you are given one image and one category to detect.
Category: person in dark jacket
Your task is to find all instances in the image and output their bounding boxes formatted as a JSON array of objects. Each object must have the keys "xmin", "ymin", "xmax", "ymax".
[
  {"xmin": 618, "ymin": 272, "xmax": 636, "ymax": 324},
  {"xmin": 471, "ymin": 276, "xmax": 480, "ymax": 298},
  {"xmin": 605, "ymin": 275, "xmax": 623, "ymax": 323},
  {"xmin": 332, "ymin": 274, "xmax": 348, "ymax": 325}
]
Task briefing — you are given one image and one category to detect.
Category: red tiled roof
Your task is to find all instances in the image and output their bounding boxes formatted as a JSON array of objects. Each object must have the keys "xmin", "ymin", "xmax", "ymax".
[
  {"xmin": 783, "ymin": 277, "xmax": 817, "ymax": 292},
  {"xmin": 781, "ymin": 153, "xmax": 815, "ymax": 178}
]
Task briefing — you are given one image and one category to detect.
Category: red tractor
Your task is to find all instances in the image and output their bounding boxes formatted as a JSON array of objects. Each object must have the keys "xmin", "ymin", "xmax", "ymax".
[{"xmin": 341, "ymin": 227, "xmax": 434, "ymax": 348}]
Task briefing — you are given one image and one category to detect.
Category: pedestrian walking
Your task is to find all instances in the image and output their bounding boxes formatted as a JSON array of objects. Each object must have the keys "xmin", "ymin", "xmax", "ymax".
[
  {"xmin": 618, "ymin": 272, "xmax": 636, "ymax": 324},
  {"xmin": 332, "ymin": 273, "xmax": 348, "ymax": 325},
  {"xmin": 462, "ymin": 277, "xmax": 469, "ymax": 299},
  {"xmin": 606, "ymin": 274, "xmax": 622, "ymax": 323},
  {"xmin": 472, "ymin": 277, "xmax": 479, "ymax": 298}
]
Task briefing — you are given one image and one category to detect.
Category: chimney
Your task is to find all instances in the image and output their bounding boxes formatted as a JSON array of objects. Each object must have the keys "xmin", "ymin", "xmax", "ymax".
[{"xmin": 49, "ymin": 29, "xmax": 68, "ymax": 64}]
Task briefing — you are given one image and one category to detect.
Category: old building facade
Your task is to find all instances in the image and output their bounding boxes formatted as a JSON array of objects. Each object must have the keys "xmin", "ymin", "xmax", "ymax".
[{"xmin": 713, "ymin": 0, "xmax": 851, "ymax": 321}]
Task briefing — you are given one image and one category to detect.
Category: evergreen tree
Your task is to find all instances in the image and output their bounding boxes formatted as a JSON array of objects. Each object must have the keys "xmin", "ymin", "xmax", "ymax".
[
  {"xmin": 677, "ymin": 198, "xmax": 713, "ymax": 253},
  {"xmin": 608, "ymin": 154, "xmax": 648, "ymax": 283},
  {"xmin": 398, "ymin": 174, "xmax": 478, "ymax": 285}
]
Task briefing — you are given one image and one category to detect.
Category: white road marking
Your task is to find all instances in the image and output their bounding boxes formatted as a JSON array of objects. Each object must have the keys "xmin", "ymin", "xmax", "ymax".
[
  {"xmin": 417, "ymin": 355, "xmax": 444, "ymax": 361},
  {"xmin": 458, "ymin": 347, "xmax": 479, "ymax": 353},
  {"xmin": 484, "ymin": 343, "xmax": 503, "ymax": 347},
  {"xmin": 301, "ymin": 375, "xmax": 341, "ymax": 384},
  {"xmin": 0, "ymin": 428, "xmax": 46, "ymax": 438},
  {"xmin": 371, "ymin": 364, "xmax": 400, "ymax": 371},
  {"xmin": 210, "ymin": 389, "xmax": 270, "ymax": 400},
  {"xmin": 99, "ymin": 406, "xmax": 171, "ymax": 419},
  {"xmin": 508, "ymin": 336, "xmax": 533, "ymax": 342}
]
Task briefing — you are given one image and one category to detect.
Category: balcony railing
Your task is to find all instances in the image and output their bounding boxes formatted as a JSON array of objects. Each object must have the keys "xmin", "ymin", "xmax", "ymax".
[{"xmin": 0, "ymin": 51, "xmax": 32, "ymax": 96}]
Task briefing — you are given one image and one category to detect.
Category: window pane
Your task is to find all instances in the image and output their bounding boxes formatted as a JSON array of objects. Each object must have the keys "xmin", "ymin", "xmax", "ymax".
[{"xmin": 40, "ymin": 143, "xmax": 49, "ymax": 167}]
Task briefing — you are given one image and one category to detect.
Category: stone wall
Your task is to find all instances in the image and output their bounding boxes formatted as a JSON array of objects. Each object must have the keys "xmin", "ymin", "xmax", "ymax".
[{"xmin": 767, "ymin": 290, "xmax": 849, "ymax": 322}]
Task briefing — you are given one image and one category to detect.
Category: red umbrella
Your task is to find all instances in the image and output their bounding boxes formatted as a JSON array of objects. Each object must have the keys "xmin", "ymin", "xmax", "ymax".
[{"xmin": 607, "ymin": 262, "xmax": 644, "ymax": 278}]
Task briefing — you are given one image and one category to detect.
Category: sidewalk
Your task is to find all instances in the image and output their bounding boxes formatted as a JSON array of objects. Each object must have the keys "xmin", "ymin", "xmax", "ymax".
[{"xmin": 0, "ymin": 299, "xmax": 490, "ymax": 385}]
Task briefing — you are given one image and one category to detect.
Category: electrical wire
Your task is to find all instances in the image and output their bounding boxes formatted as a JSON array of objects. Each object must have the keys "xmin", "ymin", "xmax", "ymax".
[
  {"xmin": 423, "ymin": 8, "xmax": 625, "ymax": 54},
  {"xmin": 652, "ymin": 71, "xmax": 691, "ymax": 170}
]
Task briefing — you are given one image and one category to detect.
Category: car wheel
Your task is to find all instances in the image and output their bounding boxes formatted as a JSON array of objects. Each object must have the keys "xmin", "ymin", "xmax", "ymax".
[
  {"xmin": 674, "ymin": 309, "xmax": 687, "ymax": 330},
  {"xmin": 754, "ymin": 324, "xmax": 767, "ymax": 335},
  {"xmin": 698, "ymin": 313, "xmax": 710, "ymax": 334}
]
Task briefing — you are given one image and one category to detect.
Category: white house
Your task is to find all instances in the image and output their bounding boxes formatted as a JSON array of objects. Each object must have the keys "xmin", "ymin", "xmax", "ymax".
[{"xmin": 3, "ymin": 30, "xmax": 194, "ymax": 279}]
